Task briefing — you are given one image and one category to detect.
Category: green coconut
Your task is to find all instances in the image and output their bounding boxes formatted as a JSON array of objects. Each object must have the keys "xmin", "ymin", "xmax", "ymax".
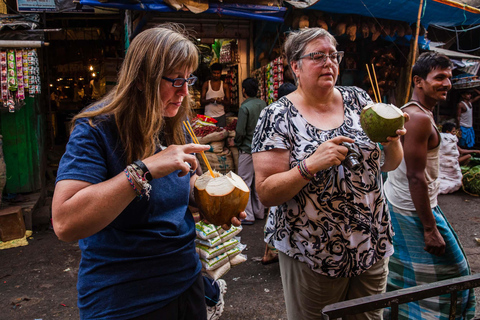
[
  {"xmin": 360, "ymin": 103, "xmax": 405, "ymax": 142},
  {"xmin": 194, "ymin": 171, "xmax": 250, "ymax": 226}
]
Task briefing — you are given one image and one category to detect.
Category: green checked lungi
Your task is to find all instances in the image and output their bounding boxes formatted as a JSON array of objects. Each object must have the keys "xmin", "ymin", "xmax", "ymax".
[{"xmin": 386, "ymin": 202, "xmax": 476, "ymax": 320}]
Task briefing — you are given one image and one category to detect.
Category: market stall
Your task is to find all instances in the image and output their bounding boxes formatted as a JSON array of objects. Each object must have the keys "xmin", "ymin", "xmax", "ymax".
[{"xmin": 0, "ymin": 45, "xmax": 43, "ymax": 195}]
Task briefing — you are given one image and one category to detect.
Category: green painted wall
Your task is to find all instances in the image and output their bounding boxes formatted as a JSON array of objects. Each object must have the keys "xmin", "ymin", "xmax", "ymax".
[{"xmin": 0, "ymin": 97, "xmax": 43, "ymax": 194}]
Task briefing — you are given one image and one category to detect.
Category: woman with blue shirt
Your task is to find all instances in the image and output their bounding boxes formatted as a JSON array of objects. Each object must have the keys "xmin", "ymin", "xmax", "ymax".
[{"xmin": 52, "ymin": 24, "xmax": 244, "ymax": 320}]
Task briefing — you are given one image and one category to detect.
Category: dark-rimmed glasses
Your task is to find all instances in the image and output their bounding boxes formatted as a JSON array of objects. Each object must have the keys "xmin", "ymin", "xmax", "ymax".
[
  {"xmin": 299, "ymin": 51, "xmax": 344, "ymax": 65},
  {"xmin": 162, "ymin": 75, "xmax": 197, "ymax": 87}
]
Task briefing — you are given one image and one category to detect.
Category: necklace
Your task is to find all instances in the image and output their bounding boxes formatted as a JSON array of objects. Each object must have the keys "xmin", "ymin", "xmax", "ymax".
[{"xmin": 409, "ymin": 99, "xmax": 435, "ymax": 116}]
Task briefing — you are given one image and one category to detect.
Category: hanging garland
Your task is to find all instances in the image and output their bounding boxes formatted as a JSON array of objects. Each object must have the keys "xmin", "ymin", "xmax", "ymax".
[{"xmin": 0, "ymin": 48, "xmax": 40, "ymax": 112}]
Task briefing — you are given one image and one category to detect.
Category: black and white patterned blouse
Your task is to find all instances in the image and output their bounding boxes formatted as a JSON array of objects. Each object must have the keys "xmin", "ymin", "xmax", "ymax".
[{"xmin": 252, "ymin": 86, "xmax": 394, "ymax": 278}]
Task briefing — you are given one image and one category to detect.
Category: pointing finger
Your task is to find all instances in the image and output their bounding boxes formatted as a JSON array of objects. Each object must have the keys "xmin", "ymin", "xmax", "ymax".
[{"xmin": 184, "ymin": 143, "xmax": 210, "ymax": 153}]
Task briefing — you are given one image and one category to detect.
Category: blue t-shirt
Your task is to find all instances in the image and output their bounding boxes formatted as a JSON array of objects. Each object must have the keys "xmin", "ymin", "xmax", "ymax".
[{"xmin": 56, "ymin": 116, "xmax": 201, "ymax": 320}]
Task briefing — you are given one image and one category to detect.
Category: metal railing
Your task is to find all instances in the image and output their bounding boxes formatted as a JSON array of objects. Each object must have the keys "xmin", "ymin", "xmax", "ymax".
[{"xmin": 321, "ymin": 273, "xmax": 480, "ymax": 320}]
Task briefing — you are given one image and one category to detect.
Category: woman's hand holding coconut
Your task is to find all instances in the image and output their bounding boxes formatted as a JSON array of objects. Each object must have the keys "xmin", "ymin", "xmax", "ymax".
[
  {"xmin": 250, "ymin": 27, "xmax": 404, "ymax": 319},
  {"xmin": 379, "ymin": 112, "xmax": 409, "ymax": 146}
]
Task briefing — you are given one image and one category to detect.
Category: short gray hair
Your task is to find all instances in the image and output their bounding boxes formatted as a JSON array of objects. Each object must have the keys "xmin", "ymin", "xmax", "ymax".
[{"xmin": 284, "ymin": 28, "xmax": 337, "ymax": 67}]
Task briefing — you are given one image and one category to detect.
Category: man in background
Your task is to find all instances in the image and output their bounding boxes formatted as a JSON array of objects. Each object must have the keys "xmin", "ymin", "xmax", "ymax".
[
  {"xmin": 235, "ymin": 78, "xmax": 266, "ymax": 225},
  {"xmin": 457, "ymin": 88, "xmax": 480, "ymax": 148},
  {"xmin": 201, "ymin": 63, "xmax": 230, "ymax": 127}
]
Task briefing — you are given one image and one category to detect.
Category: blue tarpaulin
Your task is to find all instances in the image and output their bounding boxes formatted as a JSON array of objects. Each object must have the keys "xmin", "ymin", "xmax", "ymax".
[
  {"xmin": 304, "ymin": 0, "xmax": 480, "ymax": 27},
  {"xmin": 78, "ymin": 1, "xmax": 287, "ymax": 22}
]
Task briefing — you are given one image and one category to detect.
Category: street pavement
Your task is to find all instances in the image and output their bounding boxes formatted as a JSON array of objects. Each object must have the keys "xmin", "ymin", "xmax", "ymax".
[{"xmin": 1, "ymin": 189, "xmax": 480, "ymax": 320}]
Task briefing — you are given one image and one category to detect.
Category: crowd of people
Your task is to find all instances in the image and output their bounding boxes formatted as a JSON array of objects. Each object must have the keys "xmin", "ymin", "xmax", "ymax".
[{"xmin": 52, "ymin": 23, "xmax": 477, "ymax": 320}]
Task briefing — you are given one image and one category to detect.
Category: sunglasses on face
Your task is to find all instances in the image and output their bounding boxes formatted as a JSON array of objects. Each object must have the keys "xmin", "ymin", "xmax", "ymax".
[
  {"xmin": 299, "ymin": 51, "xmax": 344, "ymax": 65},
  {"xmin": 162, "ymin": 75, "xmax": 198, "ymax": 88}
]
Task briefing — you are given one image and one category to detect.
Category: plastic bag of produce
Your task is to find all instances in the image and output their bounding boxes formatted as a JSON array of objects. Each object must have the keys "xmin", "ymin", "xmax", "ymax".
[
  {"xmin": 197, "ymin": 129, "xmax": 228, "ymax": 144},
  {"xmin": 195, "ymin": 221, "xmax": 219, "ymax": 240},
  {"xmin": 191, "ymin": 115, "xmax": 217, "ymax": 128},
  {"xmin": 204, "ymin": 261, "xmax": 231, "ymax": 280},
  {"xmin": 196, "ymin": 238, "xmax": 239, "ymax": 260}
]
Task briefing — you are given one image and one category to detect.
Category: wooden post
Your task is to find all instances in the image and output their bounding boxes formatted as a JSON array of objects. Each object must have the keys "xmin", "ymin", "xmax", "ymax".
[{"xmin": 404, "ymin": 0, "xmax": 425, "ymax": 105}]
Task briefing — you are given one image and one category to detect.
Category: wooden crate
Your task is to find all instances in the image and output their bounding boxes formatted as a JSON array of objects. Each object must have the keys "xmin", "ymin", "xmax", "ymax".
[{"xmin": 0, "ymin": 206, "xmax": 26, "ymax": 241}]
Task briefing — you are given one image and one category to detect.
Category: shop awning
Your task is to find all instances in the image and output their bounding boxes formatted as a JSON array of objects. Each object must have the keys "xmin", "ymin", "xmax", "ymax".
[
  {"xmin": 78, "ymin": 0, "xmax": 287, "ymax": 22},
  {"xmin": 287, "ymin": 0, "xmax": 480, "ymax": 27},
  {"xmin": 431, "ymin": 46, "xmax": 480, "ymax": 87}
]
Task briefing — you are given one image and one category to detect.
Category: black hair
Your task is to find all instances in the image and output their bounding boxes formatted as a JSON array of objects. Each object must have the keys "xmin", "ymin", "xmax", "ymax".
[
  {"xmin": 412, "ymin": 52, "xmax": 453, "ymax": 82},
  {"xmin": 460, "ymin": 89, "xmax": 474, "ymax": 95},
  {"xmin": 242, "ymin": 78, "xmax": 259, "ymax": 97},
  {"xmin": 278, "ymin": 82, "xmax": 297, "ymax": 98},
  {"xmin": 442, "ymin": 122, "xmax": 456, "ymax": 133},
  {"xmin": 211, "ymin": 63, "xmax": 222, "ymax": 72}
]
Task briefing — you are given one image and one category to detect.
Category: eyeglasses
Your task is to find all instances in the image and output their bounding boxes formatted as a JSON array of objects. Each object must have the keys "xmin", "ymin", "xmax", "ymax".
[
  {"xmin": 299, "ymin": 51, "xmax": 344, "ymax": 65},
  {"xmin": 162, "ymin": 75, "xmax": 197, "ymax": 88}
]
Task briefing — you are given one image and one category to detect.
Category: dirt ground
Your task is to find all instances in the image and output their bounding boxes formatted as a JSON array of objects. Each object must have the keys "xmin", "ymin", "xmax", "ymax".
[
  {"xmin": 0, "ymin": 211, "xmax": 286, "ymax": 320},
  {"xmin": 1, "ymin": 189, "xmax": 480, "ymax": 320}
]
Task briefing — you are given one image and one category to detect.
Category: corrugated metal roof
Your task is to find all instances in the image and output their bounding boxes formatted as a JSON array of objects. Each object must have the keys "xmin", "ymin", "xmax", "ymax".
[
  {"xmin": 456, "ymin": 0, "xmax": 480, "ymax": 7},
  {"xmin": 432, "ymin": 46, "xmax": 480, "ymax": 59}
]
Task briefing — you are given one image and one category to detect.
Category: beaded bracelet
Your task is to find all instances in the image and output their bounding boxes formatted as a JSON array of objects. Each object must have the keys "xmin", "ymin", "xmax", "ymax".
[
  {"xmin": 297, "ymin": 159, "xmax": 315, "ymax": 180},
  {"xmin": 297, "ymin": 163, "xmax": 310, "ymax": 180},
  {"xmin": 302, "ymin": 159, "xmax": 315, "ymax": 178},
  {"xmin": 297, "ymin": 162, "xmax": 312, "ymax": 180},
  {"xmin": 124, "ymin": 168, "xmax": 143, "ymax": 198},
  {"xmin": 127, "ymin": 165, "xmax": 152, "ymax": 200}
]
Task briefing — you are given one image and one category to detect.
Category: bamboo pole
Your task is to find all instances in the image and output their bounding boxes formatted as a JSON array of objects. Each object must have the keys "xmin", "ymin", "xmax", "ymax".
[{"xmin": 404, "ymin": 0, "xmax": 425, "ymax": 105}]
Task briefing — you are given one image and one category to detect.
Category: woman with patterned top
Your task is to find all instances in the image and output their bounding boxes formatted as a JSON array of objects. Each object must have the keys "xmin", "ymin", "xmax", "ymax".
[{"xmin": 252, "ymin": 27, "xmax": 406, "ymax": 320}]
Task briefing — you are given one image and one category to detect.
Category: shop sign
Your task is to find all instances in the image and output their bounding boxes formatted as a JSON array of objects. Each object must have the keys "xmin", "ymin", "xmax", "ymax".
[
  {"xmin": 17, "ymin": 0, "xmax": 56, "ymax": 12},
  {"xmin": 17, "ymin": 0, "xmax": 95, "ymax": 12}
]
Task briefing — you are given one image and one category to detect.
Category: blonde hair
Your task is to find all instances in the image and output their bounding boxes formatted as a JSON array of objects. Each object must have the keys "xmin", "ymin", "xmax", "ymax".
[{"xmin": 72, "ymin": 23, "xmax": 199, "ymax": 164}]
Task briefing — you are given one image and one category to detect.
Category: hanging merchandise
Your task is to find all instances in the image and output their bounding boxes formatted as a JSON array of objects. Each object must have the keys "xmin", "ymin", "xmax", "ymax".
[
  {"xmin": 15, "ymin": 49, "xmax": 25, "ymax": 101},
  {"xmin": 253, "ymin": 67, "xmax": 266, "ymax": 101},
  {"xmin": 0, "ymin": 48, "xmax": 40, "ymax": 112},
  {"xmin": 22, "ymin": 50, "xmax": 29, "ymax": 90},
  {"xmin": 226, "ymin": 65, "xmax": 238, "ymax": 108},
  {"xmin": 27, "ymin": 49, "xmax": 40, "ymax": 96},
  {"xmin": 264, "ymin": 63, "xmax": 272, "ymax": 104},
  {"xmin": 7, "ymin": 50, "xmax": 17, "ymax": 92},
  {"xmin": 252, "ymin": 56, "xmax": 284, "ymax": 105},
  {"xmin": 263, "ymin": 57, "xmax": 284, "ymax": 105},
  {"xmin": 211, "ymin": 40, "xmax": 222, "ymax": 64},
  {"xmin": 1, "ymin": 51, "xmax": 8, "ymax": 103},
  {"xmin": 219, "ymin": 41, "xmax": 239, "ymax": 65}
]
